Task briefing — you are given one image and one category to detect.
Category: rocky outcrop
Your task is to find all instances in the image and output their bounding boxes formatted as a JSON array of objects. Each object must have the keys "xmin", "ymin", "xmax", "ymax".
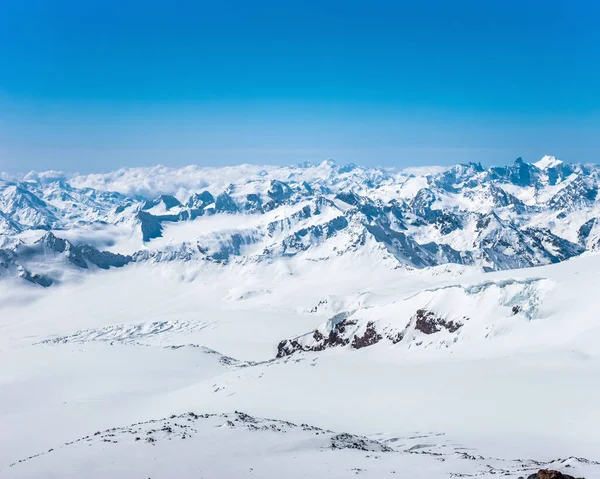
[
  {"xmin": 276, "ymin": 306, "xmax": 469, "ymax": 358},
  {"xmin": 137, "ymin": 211, "xmax": 164, "ymax": 241},
  {"xmin": 18, "ymin": 266, "xmax": 53, "ymax": 287},
  {"xmin": 275, "ymin": 301, "xmax": 474, "ymax": 358},
  {"xmin": 142, "ymin": 194, "xmax": 181, "ymax": 211},
  {"xmin": 276, "ymin": 314, "xmax": 356, "ymax": 357},
  {"xmin": 267, "ymin": 180, "xmax": 292, "ymax": 203},
  {"xmin": 186, "ymin": 191, "xmax": 214, "ymax": 209},
  {"xmin": 351, "ymin": 322, "xmax": 382, "ymax": 349},
  {"xmin": 30, "ymin": 233, "xmax": 132, "ymax": 270},
  {"xmin": 2, "ymin": 232, "xmax": 132, "ymax": 287},
  {"xmin": 414, "ymin": 309, "xmax": 463, "ymax": 334},
  {"xmin": 214, "ymin": 193, "xmax": 239, "ymax": 213},
  {"xmin": 522, "ymin": 469, "xmax": 584, "ymax": 479}
]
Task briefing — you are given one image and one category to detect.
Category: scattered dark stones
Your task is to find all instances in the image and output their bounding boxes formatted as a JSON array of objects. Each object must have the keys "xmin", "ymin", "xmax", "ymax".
[
  {"xmin": 386, "ymin": 331, "xmax": 404, "ymax": 344},
  {"xmin": 6, "ymin": 411, "xmax": 597, "ymax": 479},
  {"xmin": 233, "ymin": 411, "xmax": 257, "ymax": 423},
  {"xmin": 330, "ymin": 433, "xmax": 393, "ymax": 453},
  {"xmin": 310, "ymin": 299, "xmax": 328, "ymax": 313},
  {"xmin": 512, "ymin": 305, "xmax": 521, "ymax": 315}
]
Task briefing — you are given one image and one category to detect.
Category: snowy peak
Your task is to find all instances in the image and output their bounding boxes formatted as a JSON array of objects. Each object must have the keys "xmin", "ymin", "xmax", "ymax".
[{"xmin": 534, "ymin": 155, "xmax": 564, "ymax": 170}]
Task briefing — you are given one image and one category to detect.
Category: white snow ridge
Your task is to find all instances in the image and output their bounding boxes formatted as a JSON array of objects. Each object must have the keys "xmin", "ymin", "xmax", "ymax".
[
  {"xmin": 534, "ymin": 155, "xmax": 564, "ymax": 170},
  {"xmin": 1, "ymin": 157, "xmax": 600, "ymax": 478}
]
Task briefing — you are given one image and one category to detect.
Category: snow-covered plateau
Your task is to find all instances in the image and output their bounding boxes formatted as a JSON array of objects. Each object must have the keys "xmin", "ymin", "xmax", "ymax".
[{"xmin": 1, "ymin": 157, "xmax": 600, "ymax": 478}]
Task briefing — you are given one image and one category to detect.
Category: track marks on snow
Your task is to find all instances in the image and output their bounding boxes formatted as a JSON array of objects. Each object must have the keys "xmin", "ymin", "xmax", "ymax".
[{"xmin": 37, "ymin": 319, "xmax": 215, "ymax": 347}]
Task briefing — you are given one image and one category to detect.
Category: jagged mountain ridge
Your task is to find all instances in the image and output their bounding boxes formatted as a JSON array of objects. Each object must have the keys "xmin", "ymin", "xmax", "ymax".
[{"xmin": 1, "ymin": 156, "xmax": 599, "ymax": 286}]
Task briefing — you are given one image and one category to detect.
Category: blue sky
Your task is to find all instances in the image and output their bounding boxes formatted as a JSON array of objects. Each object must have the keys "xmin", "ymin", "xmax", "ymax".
[{"xmin": 1, "ymin": 0, "xmax": 599, "ymax": 173}]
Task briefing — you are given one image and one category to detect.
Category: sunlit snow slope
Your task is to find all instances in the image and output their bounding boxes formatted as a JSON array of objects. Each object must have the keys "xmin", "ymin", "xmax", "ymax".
[{"xmin": 1, "ymin": 157, "xmax": 600, "ymax": 478}]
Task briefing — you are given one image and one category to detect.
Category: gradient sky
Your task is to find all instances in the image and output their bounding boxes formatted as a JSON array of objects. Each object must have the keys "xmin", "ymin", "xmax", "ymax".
[{"xmin": 1, "ymin": 0, "xmax": 599, "ymax": 173}]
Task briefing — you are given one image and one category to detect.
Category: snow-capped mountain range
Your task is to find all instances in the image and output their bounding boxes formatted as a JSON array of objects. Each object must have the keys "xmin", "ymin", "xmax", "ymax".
[
  {"xmin": 1, "ymin": 156, "xmax": 599, "ymax": 287},
  {"xmin": 3, "ymin": 156, "xmax": 600, "ymax": 478}
]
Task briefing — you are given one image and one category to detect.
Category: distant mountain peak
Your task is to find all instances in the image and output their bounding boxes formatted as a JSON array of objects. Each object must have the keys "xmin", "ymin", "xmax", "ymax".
[{"xmin": 534, "ymin": 155, "xmax": 563, "ymax": 170}]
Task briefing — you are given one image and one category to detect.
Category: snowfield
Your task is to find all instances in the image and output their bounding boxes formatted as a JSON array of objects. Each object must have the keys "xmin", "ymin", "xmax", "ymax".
[{"xmin": 1, "ymin": 158, "xmax": 600, "ymax": 478}]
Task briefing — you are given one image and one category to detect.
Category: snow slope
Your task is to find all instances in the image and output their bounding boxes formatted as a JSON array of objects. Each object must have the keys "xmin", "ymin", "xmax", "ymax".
[
  {"xmin": 1, "ymin": 158, "xmax": 600, "ymax": 478},
  {"xmin": 1, "ymin": 251, "xmax": 600, "ymax": 476}
]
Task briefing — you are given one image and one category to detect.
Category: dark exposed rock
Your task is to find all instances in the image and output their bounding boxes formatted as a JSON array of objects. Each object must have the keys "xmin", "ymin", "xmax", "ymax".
[
  {"xmin": 578, "ymin": 218, "xmax": 597, "ymax": 244},
  {"xmin": 512, "ymin": 305, "xmax": 521, "ymax": 315},
  {"xmin": 351, "ymin": 321, "xmax": 382, "ymax": 349},
  {"xmin": 0, "ymin": 249, "xmax": 17, "ymax": 270},
  {"xmin": 276, "ymin": 315, "xmax": 356, "ymax": 357},
  {"xmin": 277, "ymin": 308, "xmax": 467, "ymax": 358},
  {"xmin": 547, "ymin": 176, "xmax": 598, "ymax": 212},
  {"xmin": 525, "ymin": 469, "xmax": 584, "ymax": 479},
  {"xmin": 214, "ymin": 193, "xmax": 239, "ymax": 213},
  {"xmin": 186, "ymin": 191, "xmax": 214, "ymax": 209},
  {"xmin": 266, "ymin": 202, "xmax": 321, "ymax": 237},
  {"xmin": 488, "ymin": 157, "xmax": 538, "ymax": 187},
  {"xmin": 410, "ymin": 188, "xmax": 437, "ymax": 216},
  {"xmin": 326, "ymin": 318, "xmax": 354, "ymax": 346},
  {"xmin": 18, "ymin": 267, "xmax": 53, "ymax": 287},
  {"xmin": 330, "ymin": 433, "xmax": 393, "ymax": 452},
  {"xmin": 471, "ymin": 212, "xmax": 583, "ymax": 271},
  {"xmin": 278, "ymin": 216, "xmax": 349, "ymax": 255},
  {"xmin": 267, "ymin": 180, "xmax": 292, "ymax": 203},
  {"xmin": 276, "ymin": 339, "xmax": 302, "ymax": 358},
  {"xmin": 523, "ymin": 227, "xmax": 584, "ymax": 263},
  {"xmin": 335, "ymin": 191, "xmax": 362, "ymax": 206},
  {"xmin": 142, "ymin": 195, "xmax": 181, "ymax": 210},
  {"xmin": 386, "ymin": 331, "xmax": 404, "ymax": 344},
  {"xmin": 137, "ymin": 211, "xmax": 164, "ymax": 241},
  {"xmin": 487, "ymin": 184, "xmax": 527, "ymax": 212},
  {"xmin": 433, "ymin": 212, "xmax": 462, "ymax": 235},
  {"xmin": 310, "ymin": 299, "xmax": 328, "ymax": 313},
  {"xmin": 244, "ymin": 193, "xmax": 263, "ymax": 212},
  {"xmin": 208, "ymin": 233, "xmax": 254, "ymax": 262},
  {"xmin": 76, "ymin": 245, "xmax": 131, "ymax": 270},
  {"xmin": 17, "ymin": 232, "xmax": 132, "ymax": 272},
  {"xmin": 414, "ymin": 309, "xmax": 463, "ymax": 335}
]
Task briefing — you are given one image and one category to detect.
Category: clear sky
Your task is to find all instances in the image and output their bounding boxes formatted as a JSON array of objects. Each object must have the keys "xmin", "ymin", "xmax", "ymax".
[{"xmin": 1, "ymin": 0, "xmax": 599, "ymax": 173}]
